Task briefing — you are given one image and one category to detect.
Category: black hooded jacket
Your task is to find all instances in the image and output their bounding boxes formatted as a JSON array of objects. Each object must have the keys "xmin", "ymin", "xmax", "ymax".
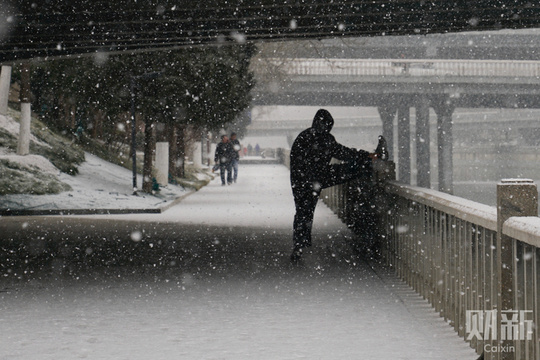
[
  {"xmin": 290, "ymin": 109, "xmax": 369, "ymax": 186},
  {"xmin": 215, "ymin": 140, "xmax": 236, "ymax": 165}
]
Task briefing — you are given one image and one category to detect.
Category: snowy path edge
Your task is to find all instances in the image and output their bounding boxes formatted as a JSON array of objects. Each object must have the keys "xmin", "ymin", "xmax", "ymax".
[{"xmin": 0, "ymin": 188, "xmax": 198, "ymax": 216}]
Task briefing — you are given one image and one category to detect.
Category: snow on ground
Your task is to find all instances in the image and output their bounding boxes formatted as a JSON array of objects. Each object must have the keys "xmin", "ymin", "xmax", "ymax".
[
  {"xmin": 0, "ymin": 164, "xmax": 479, "ymax": 360},
  {"xmin": 0, "ymin": 113, "xmax": 50, "ymax": 148},
  {"xmin": 0, "ymin": 153, "xmax": 59, "ymax": 175},
  {"xmin": 0, "ymin": 152, "xmax": 189, "ymax": 210},
  {"xmin": 88, "ymin": 163, "xmax": 303, "ymax": 229}
]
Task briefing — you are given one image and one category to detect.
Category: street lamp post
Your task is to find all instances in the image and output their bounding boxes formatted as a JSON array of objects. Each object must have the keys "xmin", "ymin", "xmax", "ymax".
[{"xmin": 130, "ymin": 76, "xmax": 137, "ymax": 194}]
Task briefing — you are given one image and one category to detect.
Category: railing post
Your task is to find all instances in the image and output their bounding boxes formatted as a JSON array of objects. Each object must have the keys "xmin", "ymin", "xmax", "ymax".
[{"xmin": 497, "ymin": 179, "xmax": 538, "ymax": 360}]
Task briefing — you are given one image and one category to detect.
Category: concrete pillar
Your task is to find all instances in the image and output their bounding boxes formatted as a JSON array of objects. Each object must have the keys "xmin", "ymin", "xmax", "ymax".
[
  {"xmin": 201, "ymin": 138, "xmax": 208, "ymax": 166},
  {"xmin": 17, "ymin": 63, "xmax": 31, "ymax": 155},
  {"xmin": 415, "ymin": 98, "xmax": 431, "ymax": 188},
  {"xmin": 434, "ymin": 101, "xmax": 454, "ymax": 194},
  {"xmin": 155, "ymin": 142, "xmax": 169, "ymax": 186},
  {"xmin": 496, "ymin": 179, "xmax": 538, "ymax": 360},
  {"xmin": 17, "ymin": 103, "xmax": 31, "ymax": 155},
  {"xmin": 377, "ymin": 105, "xmax": 396, "ymax": 161},
  {"xmin": 193, "ymin": 142, "xmax": 202, "ymax": 168},
  {"xmin": 0, "ymin": 65, "xmax": 11, "ymax": 116},
  {"xmin": 397, "ymin": 105, "xmax": 411, "ymax": 184}
]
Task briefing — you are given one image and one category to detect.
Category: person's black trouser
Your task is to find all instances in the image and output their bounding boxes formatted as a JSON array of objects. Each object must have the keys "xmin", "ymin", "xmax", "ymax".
[
  {"xmin": 292, "ymin": 160, "xmax": 371, "ymax": 249},
  {"xmin": 220, "ymin": 162, "xmax": 233, "ymax": 185}
]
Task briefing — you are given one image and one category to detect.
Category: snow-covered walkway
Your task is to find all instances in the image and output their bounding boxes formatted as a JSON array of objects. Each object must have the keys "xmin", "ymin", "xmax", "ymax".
[{"xmin": 0, "ymin": 164, "xmax": 478, "ymax": 359}]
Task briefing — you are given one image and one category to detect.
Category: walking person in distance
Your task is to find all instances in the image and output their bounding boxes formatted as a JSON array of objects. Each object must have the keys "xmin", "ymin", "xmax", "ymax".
[
  {"xmin": 230, "ymin": 132, "xmax": 241, "ymax": 183},
  {"xmin": 214, "ymin": 135, "xmax": 235, "ymax": 186}
]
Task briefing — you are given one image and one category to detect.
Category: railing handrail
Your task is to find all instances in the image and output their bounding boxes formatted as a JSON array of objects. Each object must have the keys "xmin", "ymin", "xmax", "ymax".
[
  {"xmin": 385, "ymin": 180, "xmax": 498, "ymax": 231},
  {"xmin": 503, "ymin": 215, "xmax": 540, "ymax": 248},
  {"xmin": 262, "ymin": 57, "xmax": 540, "ymax": 65},
  {"xmin": 252, "ymin": 57, "xmax": 540, "ymax": 78}
]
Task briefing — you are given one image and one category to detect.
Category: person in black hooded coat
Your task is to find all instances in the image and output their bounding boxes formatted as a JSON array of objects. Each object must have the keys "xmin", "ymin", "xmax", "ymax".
[
  {"xmin": 289, "ymin": 109, "xmax": 375, "ymax": 261},
  {"xmin": 215, "ymin": 135, "xmax": 236, "ymax": 185}
]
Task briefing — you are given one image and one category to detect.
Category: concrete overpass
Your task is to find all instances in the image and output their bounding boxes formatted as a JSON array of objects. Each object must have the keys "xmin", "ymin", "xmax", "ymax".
[
  {"xmin": 254, "ymin": 30, "xmax": 540, "ymax": 61},
  {"xmin": 249, "ymin": 57, "xmax": 540, "ymax": 194},
  {"xmin": 251, "ymin": 58, "xmax": 540, "ymax": 108}
]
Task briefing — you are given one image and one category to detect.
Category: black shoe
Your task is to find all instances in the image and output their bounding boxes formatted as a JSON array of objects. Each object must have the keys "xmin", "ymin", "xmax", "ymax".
[
  {"xmin": 290, "ymin": 247, "xmax": 303, "ymax": 263},
  {"xmin": 375, "ymin": 135, "xmax": 389, "ymax": 160}
]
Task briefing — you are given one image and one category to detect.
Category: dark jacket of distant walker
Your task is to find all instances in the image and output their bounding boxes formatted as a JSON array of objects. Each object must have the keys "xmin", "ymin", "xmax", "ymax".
[
  {"xmin": 215, "ymin": 141, "xmax": 235, "ymax": 165},
  {"xmin": 230, "ymin": 138, "xmax": 241, "ymax": 160},
  {"xmin": 290, "ymin": 111, "xmax": 370, "ymax": 191}
]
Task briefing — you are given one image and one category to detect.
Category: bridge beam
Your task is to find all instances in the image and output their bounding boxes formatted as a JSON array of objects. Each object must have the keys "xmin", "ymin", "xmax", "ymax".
[
  {"xmin": 433, "ymin": 99, "xmax": 455, "ymax": 194},
  {"xmin": 397, "ymin": 105, "xmax": 411, "ymax": 184},
  {"xmin": 415, "ymin": 97, "xmax": 431, "ymax": 188}
]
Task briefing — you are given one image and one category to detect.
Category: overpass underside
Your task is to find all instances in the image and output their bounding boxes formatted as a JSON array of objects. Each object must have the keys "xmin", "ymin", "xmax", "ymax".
[
  {"xmin": 2, "ymin": 1, "xmax": 539, "ymax": 63},
  {"xmin": 253, "ymin": 91, "xmax": 540, "ymax": 109}
]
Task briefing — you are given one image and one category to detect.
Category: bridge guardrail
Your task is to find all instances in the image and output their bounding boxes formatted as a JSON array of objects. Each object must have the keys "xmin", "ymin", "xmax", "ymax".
[
  {"xmin": 382, "ymin": 181, "xmax": 499, "ymax": 357},
  {"xmin": 253, "ymin": 58, "xmax": 540, "ymax": 79},
  {"xmin": 318, "ymin": 164, "xmax": 539, "ymax": 360},
  {"xmin": 383, "ymin": 180, "xmax": 539, "ymax": 360}
]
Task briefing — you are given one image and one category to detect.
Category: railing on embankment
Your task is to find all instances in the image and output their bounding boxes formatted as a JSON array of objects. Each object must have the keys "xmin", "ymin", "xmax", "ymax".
[{"xmin": 318, "ymin": 160, "xmax": 540, "ymax": 360}]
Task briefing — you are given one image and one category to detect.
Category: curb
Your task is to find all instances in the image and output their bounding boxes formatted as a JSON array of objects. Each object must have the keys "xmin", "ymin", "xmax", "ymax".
[
  {"xmin": 0, "ymin": 189, "xmax": 199, "ymax": 217},
  {"xmin": 0, "ymin": 208, "xmax": 162, "ymax": 216},
  {"xmin": 239, "ymin": 158, "xmax": 280, "ymax": 165},
  {"xmin": 0, "ymin": 171, "xmax": 218, "ymax": 217},
  {"xmin": 159, "ymin": 188, "xmax": 198, "ymax": 213}
]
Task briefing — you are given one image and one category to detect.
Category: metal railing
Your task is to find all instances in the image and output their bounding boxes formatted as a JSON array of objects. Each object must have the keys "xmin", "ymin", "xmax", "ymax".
[
  {"xmin": 382, "ymin": 182, "xmax": 499, "ymax": 356},
  {"xmin": 318, "ymin": 164, "xmax": 540, "ymax": 359},
  {"xmin": 253, "ymin": 58, "xmax": 540, "ymax": 79}
]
